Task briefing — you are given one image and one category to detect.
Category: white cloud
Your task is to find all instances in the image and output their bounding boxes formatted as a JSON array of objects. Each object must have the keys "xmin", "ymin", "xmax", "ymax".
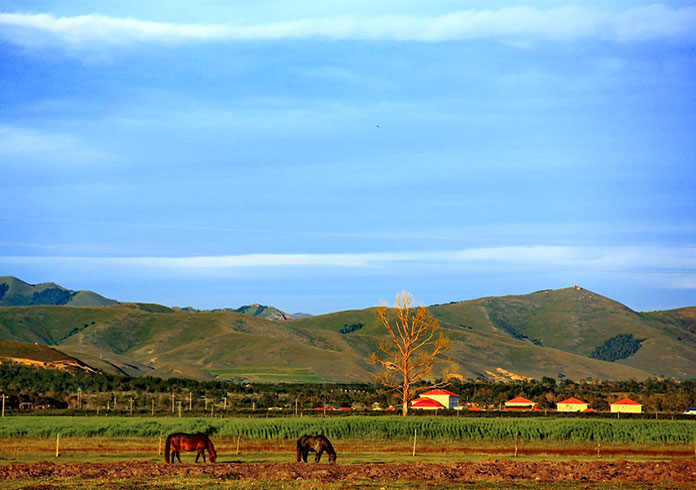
[
  {"xmin": 2, "ymin": 245, "xmax": 695, "ymax": 277},
  {"xmin": 0, "ymin": 5, "xmax": 695, "ymax": 52},
  {"xmin": 0, "ymin": 125, "xmax": 103, "ymax": 165}
]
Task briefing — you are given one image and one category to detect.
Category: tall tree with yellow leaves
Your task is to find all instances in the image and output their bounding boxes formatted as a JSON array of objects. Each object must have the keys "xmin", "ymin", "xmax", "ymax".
[{"xmin": 370, "ymin": 291, "xmax": 459, "ymax": 416}]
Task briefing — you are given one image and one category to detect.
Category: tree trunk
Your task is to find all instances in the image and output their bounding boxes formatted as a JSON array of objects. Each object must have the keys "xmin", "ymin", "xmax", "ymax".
[{"xmin": 402, "ymin": 385, "xmax": 410, "ymax": 416}]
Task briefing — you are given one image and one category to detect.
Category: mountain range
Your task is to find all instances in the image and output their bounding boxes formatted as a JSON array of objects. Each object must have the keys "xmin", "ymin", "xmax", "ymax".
[{"xmin": 0, "ymin": 276, "xmax": 694, "ymax": 382}]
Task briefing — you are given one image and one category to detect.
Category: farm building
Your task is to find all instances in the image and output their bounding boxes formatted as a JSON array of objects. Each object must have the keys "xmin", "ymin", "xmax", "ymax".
[
  {"xmin": 419, "ymin": 389, "xmax": 460, "ymax": 409},
  {"xmin": 411, "ymin": 389, "xmax": 460, "ymax": 410},
  {"xmin": 610, "ymin": 398, "xmax": 642, "ymax": 413},
  {"xmin": 505, "ymin": 396, "xmax": 538, "ymax": 410},
  {"xmin": 556, "ymin": 397, "xmax": 589, "ymax": 412},
  {"xmin": 410, "ymin": 397, "xmax": 446, "ymax": 410}
]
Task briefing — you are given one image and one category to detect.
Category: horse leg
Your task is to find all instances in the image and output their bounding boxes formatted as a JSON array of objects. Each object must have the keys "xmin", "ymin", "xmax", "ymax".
[
  {"xmin": 302, "ymin": 450, "xmax": 309, "ymax": 462},
  {"xmin": 175, "ymin": 449, "xmax": 182, "ymax": 463},
  {"xmin": 315, "ymin": 449, "xmax": 323, "ymax": 463}
]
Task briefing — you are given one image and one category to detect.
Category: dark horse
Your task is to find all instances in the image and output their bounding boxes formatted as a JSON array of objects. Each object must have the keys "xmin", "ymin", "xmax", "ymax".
[
  {"xmin": 164, "ymin": 433, "xmax": 217, "ymax": 463},
  {"xmin": 296, "ymin": 434, "xmax": 337, "ymax": 464}
]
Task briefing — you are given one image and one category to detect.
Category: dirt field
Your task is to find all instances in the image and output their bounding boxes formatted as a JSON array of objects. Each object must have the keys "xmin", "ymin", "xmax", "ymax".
[{"xmin": 1, "ymin": 459, "xmax": 695, "ymax": 483}]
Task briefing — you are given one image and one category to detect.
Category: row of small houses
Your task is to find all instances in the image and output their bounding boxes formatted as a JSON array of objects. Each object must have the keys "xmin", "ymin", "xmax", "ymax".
[{"xmin": 410, "ymin": 390, "xmax": 644, "ymax": 413}]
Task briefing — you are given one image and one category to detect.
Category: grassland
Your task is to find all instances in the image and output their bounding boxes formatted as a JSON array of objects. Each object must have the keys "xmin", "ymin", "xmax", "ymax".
[
  {"xmin": 2, "ymin": 285, "xmax": 696, "ymax": 381},
  {"xmin": 2, "ymin": 416, "xmax": 695, "ymax": 489},
  {"xmin": 2, "ymin": 415, "xmax": 694, "ymax": 445},
  {"xmin": 208, "ymin": 365, "xmax": 329, "ymax": 383}
]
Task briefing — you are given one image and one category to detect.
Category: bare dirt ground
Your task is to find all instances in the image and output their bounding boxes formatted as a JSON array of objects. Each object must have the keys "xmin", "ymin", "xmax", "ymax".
[{"xmin": 1, "ymin": 459, "xmax": 695, "ymax": 483}]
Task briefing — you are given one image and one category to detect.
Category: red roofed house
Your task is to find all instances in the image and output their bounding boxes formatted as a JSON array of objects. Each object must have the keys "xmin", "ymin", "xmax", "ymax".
[
  {"xmin": 610, "ymin": 398, "xmax": 642, "ymax": 413},
  {"xmin": 410, "ymin": 397, "xmax": 446, "ymax": 410},
  {"xmin": 556, "ymin": 397, "xmax": 589, "ymax": 412},
  {"xmin": 411, "ymin": 389, "xmax": 460, "ymax": 410},
  {"xmin": 505, "ymin": 396, "xmax": 538, "ymax": 411}
]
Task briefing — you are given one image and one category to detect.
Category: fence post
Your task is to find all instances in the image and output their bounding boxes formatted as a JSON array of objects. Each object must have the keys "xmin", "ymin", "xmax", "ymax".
[
  {"xmin": 514, "ymin": 433, "xmax": 519, "ymax": 458},
  {"xmin": 236, "ymin": 433, "xmax": 241, "ymax": 455},
  {"xmin": 55, "ymin": 433, "xmax": 60, "ymax": 458},
  {"xmin": 159, "ymin": 429, "xmax": 163, "ymax": 456},
  {"xmin": 412, "ymin": 429, "xmax": 417, "ymax": 457}
]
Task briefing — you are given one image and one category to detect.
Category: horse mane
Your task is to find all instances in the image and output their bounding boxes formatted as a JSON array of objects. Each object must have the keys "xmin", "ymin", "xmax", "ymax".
[{"xmin": 320, "ymin": 435, "xmax": 336, "ymax": 455}]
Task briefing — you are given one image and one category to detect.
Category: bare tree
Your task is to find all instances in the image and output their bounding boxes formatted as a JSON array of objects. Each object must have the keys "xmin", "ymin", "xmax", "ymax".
[{"xmin": 370, "ymin": 291, "xmax": 459, "ymax": 416}]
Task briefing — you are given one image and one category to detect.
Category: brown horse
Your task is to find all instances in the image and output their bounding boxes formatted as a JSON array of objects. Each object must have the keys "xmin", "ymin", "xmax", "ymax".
[
  {"xmin": 164, "ymin": 433, "xmax": 217, "ymax": 463},
  {"xmin": 296, "ymin": 434, "xmax": 337, "ymax": 464}
]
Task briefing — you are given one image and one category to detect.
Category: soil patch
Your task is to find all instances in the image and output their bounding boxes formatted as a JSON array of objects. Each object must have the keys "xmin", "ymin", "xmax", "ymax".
[{"xmin": 1, "ymin": 459, "xmax": 695, "ymax": 482}]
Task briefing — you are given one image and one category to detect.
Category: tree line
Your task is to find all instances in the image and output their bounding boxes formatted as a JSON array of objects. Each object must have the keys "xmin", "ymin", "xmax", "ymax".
[{"xmin": 1, "ymin": 362, "xmax": 694, "ymax": 414}]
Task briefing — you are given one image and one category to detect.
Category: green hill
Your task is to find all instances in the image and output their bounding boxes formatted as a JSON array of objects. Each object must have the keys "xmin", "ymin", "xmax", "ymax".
[
  {"xmin": 224, "ymin": 303, "xmax": 296, "ymax": 320},
  {"xmin": 0, "ymin": 283, "xmax": 693, "ymax": 382},
  {"xmin": 0, "ymin": 339, "xmax": 95, "ymax": 373},
  {"xmin": 0, "ymin": 276, "xmax": 118, "ymax": 307},
  {"xmin": 427, "ymin": 287, "xmax": 696, "ymax": 379}
]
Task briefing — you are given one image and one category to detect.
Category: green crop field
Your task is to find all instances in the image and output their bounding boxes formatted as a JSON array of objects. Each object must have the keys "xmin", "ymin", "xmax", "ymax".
[{"xmin": 2, "ymin": 415, "xmax": 695, "ymax": 445}]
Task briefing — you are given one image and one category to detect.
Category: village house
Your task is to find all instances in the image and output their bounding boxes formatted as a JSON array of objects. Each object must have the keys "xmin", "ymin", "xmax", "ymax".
[
  {"xmin": 410, "ymin": 389, "xmax": 460, "ymax": 410},
  {"xmin": 556, "ymin": 397, "xmax": 589, "ymax": 412},
  {"xmin": 610, "ymin": 398, "xmax": 643, "ymax": 413},
  {"xmin": 505, "ymin": 396, "xmax": 538, "ymax": 411}
]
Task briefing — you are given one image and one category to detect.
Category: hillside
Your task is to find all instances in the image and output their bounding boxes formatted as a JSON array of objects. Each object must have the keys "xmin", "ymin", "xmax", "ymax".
[
  {"xmin": 0, "ymin": 276, "xmax": 118, "ymax": 307},
  {"xmin": 0, "ymin": 283, "xmax": 693, "ymax": 382},
  {"xmin": 214, "ymin": 304, "xmax": 305, "ymax": 321},
  {"xmin": 0, "ymin": 339, "xmax": 96, "ymax": 374}
]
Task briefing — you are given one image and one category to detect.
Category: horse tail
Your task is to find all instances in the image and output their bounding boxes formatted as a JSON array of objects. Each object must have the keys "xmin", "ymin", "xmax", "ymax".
[
  {"xmin": 164, "ymin": 434, "xmax": 173, "ymax": 463},
  {"xmin": 296, "ymin": 437, "xmax": 305, "ymax": 462}
]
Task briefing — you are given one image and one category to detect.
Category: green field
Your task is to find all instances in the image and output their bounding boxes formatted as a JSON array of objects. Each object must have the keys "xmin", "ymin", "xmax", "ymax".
[
  {"xmin": 2, "ymin": 416, "xmax": 695, "ymax": 489},
  {"xmin": 2, "ymin": 415, "xmax": 694, "ymax": 444}
]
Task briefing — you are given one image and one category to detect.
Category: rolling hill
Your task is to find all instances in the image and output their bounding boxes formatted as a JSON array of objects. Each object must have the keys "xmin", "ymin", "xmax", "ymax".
[
  {"xmin": 0, "ymin": 276, "xmax": 118, "ymax": 307},
  {"xmin": 0, "ymin": 279, "xmax": 694, "ymax": 382},
  {"xmin": 0, "ymin": 339, "xmax": 96, "ymax": 374}
]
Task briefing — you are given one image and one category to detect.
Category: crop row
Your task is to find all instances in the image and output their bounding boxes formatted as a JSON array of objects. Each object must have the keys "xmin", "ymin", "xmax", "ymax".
[{"xmin": 1, "ymin": 416, "xmax": 695, "ymax": 444}]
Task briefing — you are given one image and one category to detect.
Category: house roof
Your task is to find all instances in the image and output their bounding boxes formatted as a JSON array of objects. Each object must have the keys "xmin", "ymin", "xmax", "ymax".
[
  {"xmin": 583, "ymin": 408, "xmax": 597, "ymax": 413},
  {"xmin": 421, "ymin": 389, "xmax": 459, "ymax": 397},
  {"xmin": 467, "ymin": 406, "xmax": 483, "ymax": 411},
  {"xmin": 411, "ymin": 397, "xmax": 446, "ymax": 408},
  {"xmin": 506, "ymin": 396, "xmax": 535, "ymax": 405},
  {"xmin": 611, "ymin": 398, "xmax": 642, "ymax": 406},
  {"xmin": 558, "ymin": 397, "xmax": 588, "ymax": 405}
]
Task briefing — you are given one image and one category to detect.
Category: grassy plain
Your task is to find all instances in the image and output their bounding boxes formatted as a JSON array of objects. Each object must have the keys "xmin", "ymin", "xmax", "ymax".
[
  {"xmin": 2, "ymin": 416, "xmax": 694, "ymax": 489},
  {"xmin": 2, "ymin": 415, "xmax": 695, "ymax": 445}
]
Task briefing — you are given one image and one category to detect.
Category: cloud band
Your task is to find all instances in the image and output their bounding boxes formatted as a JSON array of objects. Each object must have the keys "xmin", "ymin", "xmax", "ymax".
[{"xmin": 1, "ymin": 5, "xmax": 695, "ymax": 51}]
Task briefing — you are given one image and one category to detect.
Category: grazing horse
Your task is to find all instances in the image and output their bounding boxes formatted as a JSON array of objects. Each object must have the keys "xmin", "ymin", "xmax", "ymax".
[
  {"xmin": 164, "ymin": 433, "xmax": 217, "ymax": 463},
  {"xmin": 296, "ymin": 434, "xmax": 337, "ymax": 464}
]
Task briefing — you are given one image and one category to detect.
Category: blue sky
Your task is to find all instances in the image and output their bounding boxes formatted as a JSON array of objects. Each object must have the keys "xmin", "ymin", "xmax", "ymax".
[{"xmin": 1, "ymin": 1, "xmax": 695, "ymax": 313}]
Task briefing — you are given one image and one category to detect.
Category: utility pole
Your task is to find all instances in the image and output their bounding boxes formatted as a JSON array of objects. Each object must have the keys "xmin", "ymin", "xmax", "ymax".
[
  {"xmin": 189, "ymin": 392, "xmax": 192, "ymax": 411},
  {"xmin": 171, "ymin": 393, "xmax": 175, "ymax": 413}
]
